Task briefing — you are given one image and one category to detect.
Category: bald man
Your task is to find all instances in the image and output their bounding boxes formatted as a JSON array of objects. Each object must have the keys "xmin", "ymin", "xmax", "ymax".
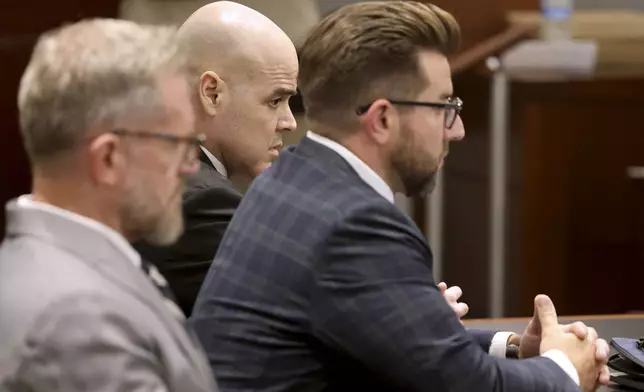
[{"xmin": 136, "ymin": 1, "xmax": 298, "ymax": 316}]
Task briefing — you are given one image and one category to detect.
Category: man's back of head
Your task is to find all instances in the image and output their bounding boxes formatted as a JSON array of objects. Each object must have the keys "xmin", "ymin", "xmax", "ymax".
[
  {"xmin": 177, "ymin": 1, "xmax": 299, "ymax": 186},
  {"xmin": 18, "ymin": 18, "xmax": 201, "ymax": 245}
]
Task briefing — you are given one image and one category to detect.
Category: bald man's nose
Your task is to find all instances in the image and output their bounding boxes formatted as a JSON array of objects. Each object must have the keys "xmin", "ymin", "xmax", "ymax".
[
  {"xmin": 447, "ymin": 115, "xmax": 465, "ymax": 141},
  {"xmin": 278, "ymin": 106, "xmax": 297, "ymax": 133}
]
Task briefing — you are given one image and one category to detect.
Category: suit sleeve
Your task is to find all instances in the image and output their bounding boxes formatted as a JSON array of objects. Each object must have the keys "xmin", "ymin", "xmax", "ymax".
[
  {"xmin": 136, "ymin": 184, "xmax": 241, "ymax": 315},
  {"xmin": 469, "ymin": 328, "xmax": 498, "ymax": 352},
  {"xmin": 14, "ymin": 294, "xmax": 168, "ymax": 392},
  {"xmin": 310, "ymin": 204, "xmax": 579, "ymax": 392}
]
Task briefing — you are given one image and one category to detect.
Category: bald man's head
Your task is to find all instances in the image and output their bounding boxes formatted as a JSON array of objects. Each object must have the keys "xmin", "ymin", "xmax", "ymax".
[
  {"xmin": 178, "ymin": 1, "xmax": 298, "ymax": 187},
  {"xmin": 178, "ymin": 1, "xmax": 295, "ymax": 83}
]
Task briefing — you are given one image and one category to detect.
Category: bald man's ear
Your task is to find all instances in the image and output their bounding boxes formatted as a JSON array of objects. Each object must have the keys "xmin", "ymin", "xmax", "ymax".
[{"xmin": 199, "ymin": 71, "xmax": 226, "ymax": 116}]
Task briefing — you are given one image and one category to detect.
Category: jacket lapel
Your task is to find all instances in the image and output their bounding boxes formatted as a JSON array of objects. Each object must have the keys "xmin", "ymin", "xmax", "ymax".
[
  {"xmin": 198, "ymin": 147, "xmax": 216, "ymax": 171},
  {"xmin": 4, "ymin": 201, "xmax": 209, "ymax": 369}
]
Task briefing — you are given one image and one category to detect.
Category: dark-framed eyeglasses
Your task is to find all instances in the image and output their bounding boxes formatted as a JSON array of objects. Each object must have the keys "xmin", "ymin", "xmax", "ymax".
[
  {"xmin": 111, "ymin": 129, "xmax": 206, "ymax": 165},
  {"xmin": 356, "ymin": 97, "xmax": 463, "ymax": 129}
]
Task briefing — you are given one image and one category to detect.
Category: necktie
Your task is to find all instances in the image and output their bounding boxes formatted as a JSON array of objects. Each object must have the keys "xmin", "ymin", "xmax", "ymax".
[{"xmin": 140, "ymin": 258, "xmax": 186, "ymax": 321}]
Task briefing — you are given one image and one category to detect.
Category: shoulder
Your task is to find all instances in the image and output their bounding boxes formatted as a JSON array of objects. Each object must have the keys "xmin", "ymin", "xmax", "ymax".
[
  {"xmin": 183, "ymin": 163, "xmax": 242, "ymax": 209},
  {"xmin": 185, "ymin": 161, "xmax": 239, "ymax": 196},
  {"xmin": 236, "ymin": 154, "xmax": 410, "ymax": 241},
  {"xmin": 325, "ymin": 198, "xmax": 427, "ymax": 254},
  {"xmin": 0, "ymin": 241, "xmax": 155, "ymax": 341},
  {"xmin": 0, "ymin": 239, "xmax": 112, "ymax": 308}
]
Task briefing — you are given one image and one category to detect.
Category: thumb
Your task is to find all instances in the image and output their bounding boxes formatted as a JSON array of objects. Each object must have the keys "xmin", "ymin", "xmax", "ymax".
[
  {"xmin": 534, "ymin": 295, "xmax": 559, "ymax": 334},
  {"xmin": 444, "ymin": 286, "xmax": 463, "ymax": 302}
]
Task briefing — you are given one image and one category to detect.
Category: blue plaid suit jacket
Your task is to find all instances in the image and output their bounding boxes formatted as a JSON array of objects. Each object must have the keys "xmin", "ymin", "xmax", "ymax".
[{"xmin": 190, "ymin": 136, "xmax": 579, "ymax": 392}]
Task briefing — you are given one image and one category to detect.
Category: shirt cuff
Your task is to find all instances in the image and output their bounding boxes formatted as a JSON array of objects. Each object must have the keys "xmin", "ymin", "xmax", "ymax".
[
  {"xmin": 541, "ymin": 349, "xmax": 580, "ymax": 386},
  {"xmin": 489, "ymin": 331, "xmax": 514, "ymax": 358}
]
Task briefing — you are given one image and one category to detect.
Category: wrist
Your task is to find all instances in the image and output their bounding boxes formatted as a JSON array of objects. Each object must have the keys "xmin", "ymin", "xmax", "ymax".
[
  {"xmin": 506, "ymin": 334, "xmax": 521, "ymax": 359},
  {"xmin": 507, "ymin": 333, "xmax": 521, "ymax": 347},
  {"xmin": 506, "ymin": 344, "xmax": 520, "ymax": 359}
]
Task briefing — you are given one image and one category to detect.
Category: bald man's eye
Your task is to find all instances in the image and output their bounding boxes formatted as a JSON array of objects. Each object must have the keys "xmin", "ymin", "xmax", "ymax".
[{"xmin": 269, "ymin": 98, "xmax": 282, "ymax": 108}]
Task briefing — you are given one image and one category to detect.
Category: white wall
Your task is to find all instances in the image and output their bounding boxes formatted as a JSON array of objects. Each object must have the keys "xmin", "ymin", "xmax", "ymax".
[{"xmin": 119, "ymin": 0, "xmax": 321, "ymax": 47}]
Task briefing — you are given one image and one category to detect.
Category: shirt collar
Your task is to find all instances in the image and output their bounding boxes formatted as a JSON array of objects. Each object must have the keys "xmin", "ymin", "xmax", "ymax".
[
  {"xmin": 200, "ymin": 146, "xmax": 227, "ymax": 178},
  {"xmin": 306, "ymin": 131, "xmax": 394, "ymax": 203},
  {"xmin": 16, "ymin": 195, "xmax": 142, "ymax": 268}
]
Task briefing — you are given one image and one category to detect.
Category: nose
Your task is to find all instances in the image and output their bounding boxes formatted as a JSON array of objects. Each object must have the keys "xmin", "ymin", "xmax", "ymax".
[
  {"xmin": 447, "ymin": 115, "xmax": 465, "ymax": 141},
  {"xmin": 278, "ymin": 105, "xmax": 297, "ymax": 133}
]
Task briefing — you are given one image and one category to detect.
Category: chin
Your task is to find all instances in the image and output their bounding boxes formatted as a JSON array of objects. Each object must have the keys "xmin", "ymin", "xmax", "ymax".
[
  {"xmin": 253, "ymin": 161, "xmax": 272, "ymax": 176},
  {"xmin": 403, "ymin": 172, "xmax": 437, "ymax": 198},
  {"xmin": 147, "ymin": 218, "xmax": 183, "ymax": 246}
]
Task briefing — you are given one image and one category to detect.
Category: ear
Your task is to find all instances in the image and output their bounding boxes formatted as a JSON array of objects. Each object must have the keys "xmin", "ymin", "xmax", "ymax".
[
  {"xmin": 359, "ymin": 98, "xmax": 399, "ymax": 146},
  {"xmin": 87, "ymin": 132, "xmax": 124, "ymax": 187},
  {"xmin": 199, "ymin": 71, "xmax": 226, "ymax": 117}
]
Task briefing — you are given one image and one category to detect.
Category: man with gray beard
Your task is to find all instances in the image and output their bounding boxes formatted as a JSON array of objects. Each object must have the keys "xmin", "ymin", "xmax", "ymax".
[{"xmin": 0, "ymin": 18, "xmax": 217, "ymax": 392}]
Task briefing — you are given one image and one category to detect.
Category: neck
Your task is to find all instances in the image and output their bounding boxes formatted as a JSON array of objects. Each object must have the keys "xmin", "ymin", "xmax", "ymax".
[
  {"xmin": 197, "ymin": 116, "xmax": 225, "ymax": 167},
  {"xmin": 31, "ymin": 174, "xmax": 126, "ymax": 239},
  {"xmin": 228, "ymin": 174, "xmax": 250, "ymax": 194},
  {"xmin": 314, "ymin": 127, "xmax": 402, "ymax": 193}
]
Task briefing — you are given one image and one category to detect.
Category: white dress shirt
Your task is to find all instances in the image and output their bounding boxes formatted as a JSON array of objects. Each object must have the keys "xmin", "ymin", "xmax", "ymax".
[
  {"xmin": 305, "ymin": 131, "xmax": 580, "ymax": 386},
  {"xmin": 200, "ymin": 146, "xmax": 228, "ymax": 178}
]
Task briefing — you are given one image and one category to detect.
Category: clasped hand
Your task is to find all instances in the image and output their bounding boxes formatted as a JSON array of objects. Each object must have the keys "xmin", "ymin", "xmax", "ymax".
[{"xmin": 439, "ymin": 283, "xmax": 610, "ymax": 391}]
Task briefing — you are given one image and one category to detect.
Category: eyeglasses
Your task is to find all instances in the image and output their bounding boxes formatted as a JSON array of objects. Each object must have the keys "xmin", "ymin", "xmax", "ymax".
[
  {"xmin": 111, "ymin": 129, "xmax": 206, "ymax": 166},
  {"xmin": 356, "ymin": 97, "xmax": 463, "ymax": 129}
]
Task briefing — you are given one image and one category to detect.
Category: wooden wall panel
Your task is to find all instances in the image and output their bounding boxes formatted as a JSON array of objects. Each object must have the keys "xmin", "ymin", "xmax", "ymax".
[
  {"xmin": 430, "ymin": 0, "xmax": 506, "ymax": 52},
  {"xmin": 515, "ymin": 79, "xmax": 644, "ymax": 316},
  {"xmin": 440, "ymin": 73, "xmax": 644, "ymax": 318}
]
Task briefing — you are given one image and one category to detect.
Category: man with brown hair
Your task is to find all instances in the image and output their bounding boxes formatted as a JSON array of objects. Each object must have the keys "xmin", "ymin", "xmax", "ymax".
[{"xmin": 190, "ymin": 2, "xmax": 609, "ymax": 391}]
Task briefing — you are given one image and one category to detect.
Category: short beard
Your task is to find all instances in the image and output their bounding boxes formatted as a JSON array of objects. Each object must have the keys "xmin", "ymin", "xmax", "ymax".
[
  {"xmin": 119, "ymin": 176, "xmax": 184, "ymax": 246},
  {"xmin": 391, "ymin": 125, "xmax": 439, "ymax": 198}
]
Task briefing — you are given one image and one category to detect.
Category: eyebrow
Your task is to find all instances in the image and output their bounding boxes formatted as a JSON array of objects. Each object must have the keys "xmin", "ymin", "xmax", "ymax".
[
  {"xmin": 271, "ymin": 87, "xmax": 298, "ymax": 97},
  {"xmin": 440, "ymin": 92, "xmax": 454, "ymax": 101}
]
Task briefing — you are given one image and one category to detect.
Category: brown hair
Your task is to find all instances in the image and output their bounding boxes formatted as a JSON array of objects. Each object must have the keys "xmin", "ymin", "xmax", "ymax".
[{"xmin": 298, "ymin": 1, "xmax": 461, "ymax": 129}]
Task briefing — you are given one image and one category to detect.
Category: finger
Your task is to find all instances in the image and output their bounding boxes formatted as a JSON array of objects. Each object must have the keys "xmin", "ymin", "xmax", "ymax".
[
  {"xmin": 454, "ymin": 302, "xmax": 469, "ymax": 318},
  {"xmin": 594, "ymin": 338, "xmax": 609, "ymax": 363},
  {"xmin": 437, "ymin": 282, "xmax": 447, "ymax": 294},
  {"xmin": 586, "ymin": 327, "xmax": 598, "ymax": 344},
  {"xmin": 534, "ymin": 295, "xmax": 559, "ymax": 334},
  {"xmin": 598, "ymin": 365, "xmax": 611, "ymax": 385},
  {"xmin": 562, "ymin": 321, "xmax": 588, "ymax": 340},
  {"xmin": 444, "ymin": 286, "xmax": 463, "ymax": 302}
]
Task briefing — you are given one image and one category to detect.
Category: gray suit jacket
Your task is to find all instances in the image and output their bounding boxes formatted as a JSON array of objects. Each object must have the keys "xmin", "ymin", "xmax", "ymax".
[{"xmin": 0, "ymin": 200, "xmax": 218, "ymax": 392}]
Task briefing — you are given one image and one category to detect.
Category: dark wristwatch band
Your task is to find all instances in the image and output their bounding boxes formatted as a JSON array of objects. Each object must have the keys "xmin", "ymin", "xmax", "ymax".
[{"xmin": 506, "ymin": 344, "xmax": 520, "ymax": 359}]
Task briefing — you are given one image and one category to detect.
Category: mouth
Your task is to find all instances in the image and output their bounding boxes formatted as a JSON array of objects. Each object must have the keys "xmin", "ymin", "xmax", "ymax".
[
  {"xmin": 438, "ymin": 153, "xmax": 448, "ymax": 168},
  {"xmin": 269, "ymin": 143, "xmax": 283, "ymax": 157}
]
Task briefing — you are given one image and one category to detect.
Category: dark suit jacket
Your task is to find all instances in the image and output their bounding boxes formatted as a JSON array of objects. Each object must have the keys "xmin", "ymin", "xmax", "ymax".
[
  {"xmin": 136, "ymin": 149, "xmax": 242, "ymax": 316},
  {"xmin": 190, "ymin": 137, "xmax": 579, "ymax": 392}
]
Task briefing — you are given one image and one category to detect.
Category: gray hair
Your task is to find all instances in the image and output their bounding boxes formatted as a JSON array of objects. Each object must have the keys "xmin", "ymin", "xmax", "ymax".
[{"xmin": 17, "ymin": 18, "xmax": 187, "ymax": 167}]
